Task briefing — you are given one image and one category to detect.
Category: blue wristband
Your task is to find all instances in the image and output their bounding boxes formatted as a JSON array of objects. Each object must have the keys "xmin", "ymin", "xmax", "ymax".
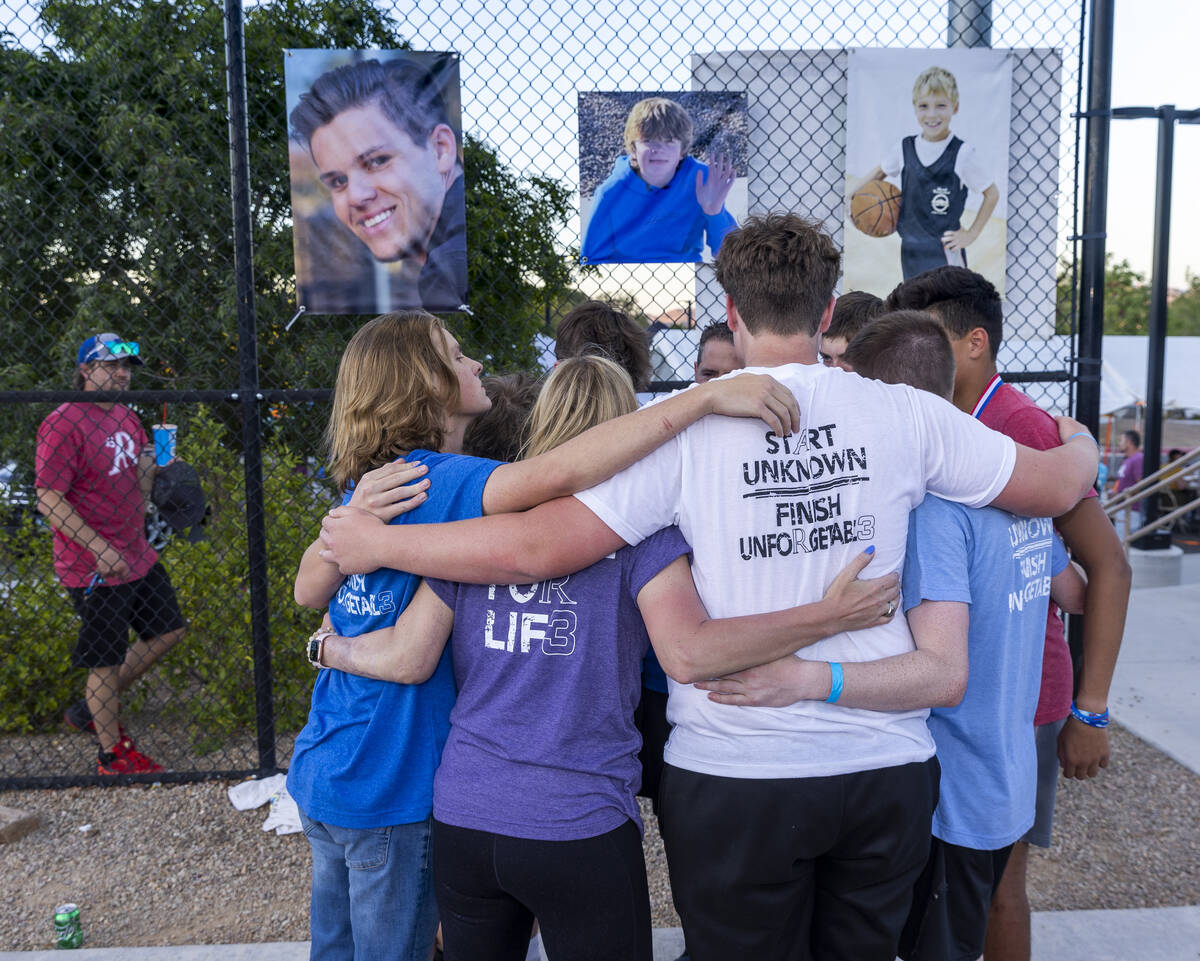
[
  {"xmin": 1070, "ymin": 701, "xmax": 1110, "ymax": 728},
  {"xmin": 826, "ymin": 662, "xmax": 844, "ymax": 704},
  {"xmin": 1067, "ymin": 431, "xmax": 1096, "ymax": 445}
]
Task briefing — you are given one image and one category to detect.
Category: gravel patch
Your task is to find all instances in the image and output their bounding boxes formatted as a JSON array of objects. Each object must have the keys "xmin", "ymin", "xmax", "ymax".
[{"xmin": 1, "ymin": 722, "xmax": 1196, "ymax": 950}]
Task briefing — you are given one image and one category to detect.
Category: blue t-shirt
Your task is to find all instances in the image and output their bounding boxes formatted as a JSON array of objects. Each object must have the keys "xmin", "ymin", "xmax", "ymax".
[
  {"xmin": 902, "ymin": 496, "xmax": 1068, "ymax": 850},
  {"xmin": 287, "ymin": 449, "xmax": 501, "ymax": 829},
  {"xmin": 427, "ymin": 527, "xmax": 690, "ymax": 841},
  {"xmin": 580, "ymin": 155, "xmax": 736, "ymax": 264}
]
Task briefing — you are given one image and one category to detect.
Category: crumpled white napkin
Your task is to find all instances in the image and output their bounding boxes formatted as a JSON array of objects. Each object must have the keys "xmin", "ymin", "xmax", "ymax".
[{"xmin": 227, "ymin": 773, "xmax": 303, "ymax": 835}]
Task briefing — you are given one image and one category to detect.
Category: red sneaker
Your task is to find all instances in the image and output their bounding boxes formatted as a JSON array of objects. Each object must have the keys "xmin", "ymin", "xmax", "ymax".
[
  {"xmin": 63, "ymin": 700, "xmax": 95, "ymax": 734},
  {"xmin": 97, "ymin": 736, "xmax": 164, "ymax": 775}
]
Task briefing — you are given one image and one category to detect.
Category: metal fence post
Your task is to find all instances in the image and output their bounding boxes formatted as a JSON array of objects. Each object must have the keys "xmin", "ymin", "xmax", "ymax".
[
  {"xmin": 1075, "ymin": 0, "xmax": 1115, "ymax": 436},
  {"xmin": 1135, "ymin": 105, "xmax": 1176, "ymax": 549},
  {"xmin": 224, "ymin": 0, "xmax": 276, "ymax": 771},
  {"xmin": 947, "ymin": 0, "xmax": 992, "ymax": 47}
]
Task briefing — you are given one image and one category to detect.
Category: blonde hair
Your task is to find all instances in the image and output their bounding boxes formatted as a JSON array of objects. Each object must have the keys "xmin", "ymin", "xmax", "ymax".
[
  {"xmin": 325, "ymin": 311, "xmax": 459, "ymax": 490},
  {"xmin": 522, "ymin": 356, "xmax": 635, "ymax": 459},
  {"xmin": 912, "ymin": 66, "xmax": 959, "ymax": 108},
  {"xmin": 623, "ymin": 97, "xmax": 693, "ymax": 169}
]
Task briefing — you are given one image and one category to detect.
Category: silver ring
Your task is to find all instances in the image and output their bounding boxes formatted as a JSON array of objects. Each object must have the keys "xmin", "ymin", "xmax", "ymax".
[{"xmin": 885, "ymin": 601, "xmax": 896, "ymax": 618}]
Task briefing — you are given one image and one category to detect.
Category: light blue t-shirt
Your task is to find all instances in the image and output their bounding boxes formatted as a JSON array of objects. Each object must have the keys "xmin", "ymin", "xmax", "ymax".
[
  {"xmin": 287, "ymin": 450, "xmax": 501, "ymax": 829},
  {"xmin": 902, "ymin": 496, "xmax": 1068, "ymax": 850},
  {"xmin": 580, "ymin": 155, "xmax": 736, "ymax": 264}
]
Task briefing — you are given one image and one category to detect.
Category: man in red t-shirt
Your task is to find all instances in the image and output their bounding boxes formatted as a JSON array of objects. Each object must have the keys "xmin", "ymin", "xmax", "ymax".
[
  {"xmin": 888, "ymin": 269, "xmax": 1131, "ymax": 961},
  {"xmin": 35, "ymin": 333, "xmax": 187, "ymax": 776}
]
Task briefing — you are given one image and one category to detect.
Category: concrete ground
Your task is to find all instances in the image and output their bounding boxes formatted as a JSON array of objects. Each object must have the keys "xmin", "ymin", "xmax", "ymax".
[{"xmin": 3, "ymin": 555, "xmax": 1196, "ymax": 961}]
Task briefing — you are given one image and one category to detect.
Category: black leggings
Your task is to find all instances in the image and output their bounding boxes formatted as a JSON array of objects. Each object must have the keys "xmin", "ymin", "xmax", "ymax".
[{"xmin": 433, "ymin": 818, "xmax": 652, "ymax": 961}]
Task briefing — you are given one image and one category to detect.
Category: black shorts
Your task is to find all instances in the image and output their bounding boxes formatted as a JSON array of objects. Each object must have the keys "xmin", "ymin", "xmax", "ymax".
[
  {"xmin": 898, "ymin": 837, "xmax": 1014, "ymax": 961},
  {"xmin": 658, "ymin": 758, "xmax": 939, "ymax": 961},
  {"xmin": 67, "ymin": 563, "xmax": 186, "ymax": 668}
]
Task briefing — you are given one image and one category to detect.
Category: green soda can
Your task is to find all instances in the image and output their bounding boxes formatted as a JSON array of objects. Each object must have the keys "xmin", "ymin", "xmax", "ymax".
[{"xmin": 53, "ymin": 903, "xmax": 83, "ymax": 949}]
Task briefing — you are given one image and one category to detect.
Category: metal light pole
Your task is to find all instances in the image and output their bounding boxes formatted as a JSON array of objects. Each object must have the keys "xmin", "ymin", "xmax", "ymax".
[{"xmin": 1110, "ymin": 105, "xmax": 1200, "ymax": 549}]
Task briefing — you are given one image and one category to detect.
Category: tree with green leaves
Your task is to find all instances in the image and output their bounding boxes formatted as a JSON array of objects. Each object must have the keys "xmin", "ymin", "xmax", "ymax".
[
  {"xmin": 0, "ymin": 0, "xmax": 573, "ymax": 430},
  {"xmin": 1057, "ymin": 254, "xmax": 1151, "ymax": 335},
  {"xmin": 1058, "ymin": 255, "xmax": 1200, "ymax": 336},
  {"xmin": 1167, "ymin": 271, "xmax": 1200, "ymax": 336},
  {"xmin": 0, "ymin": 0, "xmax": 577, "ymax": 748}
]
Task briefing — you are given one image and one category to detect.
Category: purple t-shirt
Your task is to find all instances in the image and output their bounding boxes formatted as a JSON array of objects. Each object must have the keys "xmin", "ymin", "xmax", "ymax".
[
  {"xmin": 1116, "ymin": 451, "xmax": 1144, "ymax": 492},
  {"xmin": 426, "ymin": 526, "xmax": 690, "ymax": 841}
]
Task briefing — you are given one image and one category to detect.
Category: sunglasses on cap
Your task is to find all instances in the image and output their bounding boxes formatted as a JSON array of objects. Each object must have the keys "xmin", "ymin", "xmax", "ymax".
[{"xmin": 82, "ymin": 340, "xmax": 140, "ymax": 362}]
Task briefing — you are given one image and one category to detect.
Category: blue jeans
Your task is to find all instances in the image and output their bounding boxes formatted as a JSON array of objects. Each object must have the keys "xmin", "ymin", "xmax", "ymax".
[{"xmin": 300, "ymin": 810, "xmax": 438, "ymax": 961}]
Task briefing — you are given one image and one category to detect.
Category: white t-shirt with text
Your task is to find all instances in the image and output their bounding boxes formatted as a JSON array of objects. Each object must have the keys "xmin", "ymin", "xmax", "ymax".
[{"xmin": 575, "ymin": 362, "xmax": 1016, "ymax": 780}]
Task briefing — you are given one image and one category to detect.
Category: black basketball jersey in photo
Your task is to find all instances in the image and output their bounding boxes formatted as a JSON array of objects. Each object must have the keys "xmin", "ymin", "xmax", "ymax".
[{"xmin": 898, "ymin": 134, "xmax": 969, "ymax": 279}]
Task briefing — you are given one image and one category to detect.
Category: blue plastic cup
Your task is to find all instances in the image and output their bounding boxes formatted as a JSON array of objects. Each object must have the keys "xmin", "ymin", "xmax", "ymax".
[{"xmin": 153, "ymin": 424, "xmax": 177, "ymax": 467}]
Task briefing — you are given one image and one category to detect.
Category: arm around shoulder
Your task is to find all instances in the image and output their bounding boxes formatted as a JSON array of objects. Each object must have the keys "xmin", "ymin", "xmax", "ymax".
[
  {"xmin": 638, "ymin": 548, "xmax": 900, "ymax": 683},
  {"xmin": 295, "ymin": 536, "xmax": 344, "ymax": 608},
  {"xmin": 1050, "ymin": 561, "xmax": 1087, "ymax": 616},
  {"xmin": 694, "ymin": 598, "xmax": 968, "ymax": 711},
  {"xmin": 479, "ymin": 373, "xmax": 800, "ymax": 516},
  {"xmin": 322, "ymin": 494, "xmax": 628, "ymax": 585},
  {"xmin": 992, "ymin": 427, "xmax": 1099, "ymax": 518},
  {"xmin": 318, "ymin": 582, "xmax": 454, "ymax": 685}
]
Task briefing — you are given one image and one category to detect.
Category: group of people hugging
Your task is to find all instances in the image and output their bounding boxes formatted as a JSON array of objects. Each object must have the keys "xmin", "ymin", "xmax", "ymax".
[{"xmin": 289, "ymin": 212, "xmax": 1129, "ymax": 961}]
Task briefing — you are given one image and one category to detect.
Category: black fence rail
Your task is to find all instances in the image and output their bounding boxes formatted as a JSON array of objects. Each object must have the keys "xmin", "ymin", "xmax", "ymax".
[{"xmin": 0, "ymin": 0, "xmax": 1087, "ymax": 788}]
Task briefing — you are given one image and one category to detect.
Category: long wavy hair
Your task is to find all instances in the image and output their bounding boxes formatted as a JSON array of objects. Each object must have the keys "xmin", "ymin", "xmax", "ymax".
[
  {"xmin": 325, "ymin": 311, "xmax": 459, "ymax": 490},
  {"xmin": 522, "ymin": 355, "xmax": 635, "ymax": 459}
]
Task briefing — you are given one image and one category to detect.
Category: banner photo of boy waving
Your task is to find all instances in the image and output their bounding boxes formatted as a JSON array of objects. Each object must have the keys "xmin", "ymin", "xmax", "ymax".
[{"xmin": 578, "ymin": 91, "xmax": 749, "ymax": 265}]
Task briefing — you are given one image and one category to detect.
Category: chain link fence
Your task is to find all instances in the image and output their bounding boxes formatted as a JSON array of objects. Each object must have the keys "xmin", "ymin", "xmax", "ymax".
[{"xmin": 0, "ymin": 0, "xmax": 1087, "ymax": 788}]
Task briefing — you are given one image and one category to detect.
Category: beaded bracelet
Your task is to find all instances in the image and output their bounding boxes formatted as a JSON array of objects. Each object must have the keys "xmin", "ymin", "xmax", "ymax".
[
  {"xmin": 1069, "ymin": 701, "xmax": 1109, "ymax": 728},
  {"xmin": 826, "ymin": 662, "xmax": 845, "ymax": 704}
]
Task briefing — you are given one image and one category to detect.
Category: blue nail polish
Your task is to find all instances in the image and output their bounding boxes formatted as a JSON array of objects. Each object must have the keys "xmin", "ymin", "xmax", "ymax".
[{"xmin": 865, "ymin": 545, "xmax": 875, "ymax": 555}]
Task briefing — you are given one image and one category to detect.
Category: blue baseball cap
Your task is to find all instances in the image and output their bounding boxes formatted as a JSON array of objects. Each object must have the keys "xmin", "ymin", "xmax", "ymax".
[{"xmin": 78, "ymin": 332, "xmax": 143, "ymax": 366}]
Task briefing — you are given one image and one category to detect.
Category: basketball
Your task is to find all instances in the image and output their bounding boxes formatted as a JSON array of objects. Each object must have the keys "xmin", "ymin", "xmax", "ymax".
[{"xmin": 850, "ymin": 180, "xmax": 902, "ymax": 238}]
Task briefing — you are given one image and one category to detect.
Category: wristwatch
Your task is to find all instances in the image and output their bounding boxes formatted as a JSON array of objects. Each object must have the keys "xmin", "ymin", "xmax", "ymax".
[{"xmin": 307, "ymin": 628, "xmax": 334, "ymax": 669}]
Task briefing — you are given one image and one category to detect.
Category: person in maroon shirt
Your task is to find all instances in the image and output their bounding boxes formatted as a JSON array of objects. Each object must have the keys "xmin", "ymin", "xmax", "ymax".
[
  {"xmin": 887, "ymin": 268, "xmax": 1131, "ymax": 961},
  {"xmin": 35, "ymin": 333, "xmax": 187, "ymax": 776}
]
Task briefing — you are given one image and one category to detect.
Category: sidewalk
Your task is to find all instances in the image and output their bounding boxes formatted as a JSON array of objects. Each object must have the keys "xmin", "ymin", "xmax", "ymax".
[
  {"xmin": 5, "ymin": 907, "xmax": 1200, "ymax": 961},
  {"xmin": 4, "ymin": 555, "xmax": 1196, "ymax": 961},
  {"xmin": 1108, "ymin": 550, "xmax": 1200, "ymax": 773}
]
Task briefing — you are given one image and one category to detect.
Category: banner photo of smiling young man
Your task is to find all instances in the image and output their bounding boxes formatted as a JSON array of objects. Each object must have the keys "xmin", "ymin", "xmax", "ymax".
[
  {"xmin": 578, "ymin": 91, "xmax": 748, "ymax": 265},
  {"xmin": 844, "ymin": 48, "xmax": 1012, "ymax": 299},
  {"xmin": 285, "ymin": 49, "xmax": 467, "ymax": 315}
]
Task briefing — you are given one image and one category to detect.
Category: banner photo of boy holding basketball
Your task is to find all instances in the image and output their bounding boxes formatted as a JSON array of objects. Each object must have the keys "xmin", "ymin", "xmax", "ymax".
[{"xmin": 844, "ymin": 48, "xmax": 1011, "ymax": 298}]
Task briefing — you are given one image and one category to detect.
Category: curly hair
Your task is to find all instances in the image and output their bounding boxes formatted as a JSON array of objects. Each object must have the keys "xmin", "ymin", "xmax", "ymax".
[{"xmin": 714, "ymin": 213, "xmax": 841, "ymax": 337}]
